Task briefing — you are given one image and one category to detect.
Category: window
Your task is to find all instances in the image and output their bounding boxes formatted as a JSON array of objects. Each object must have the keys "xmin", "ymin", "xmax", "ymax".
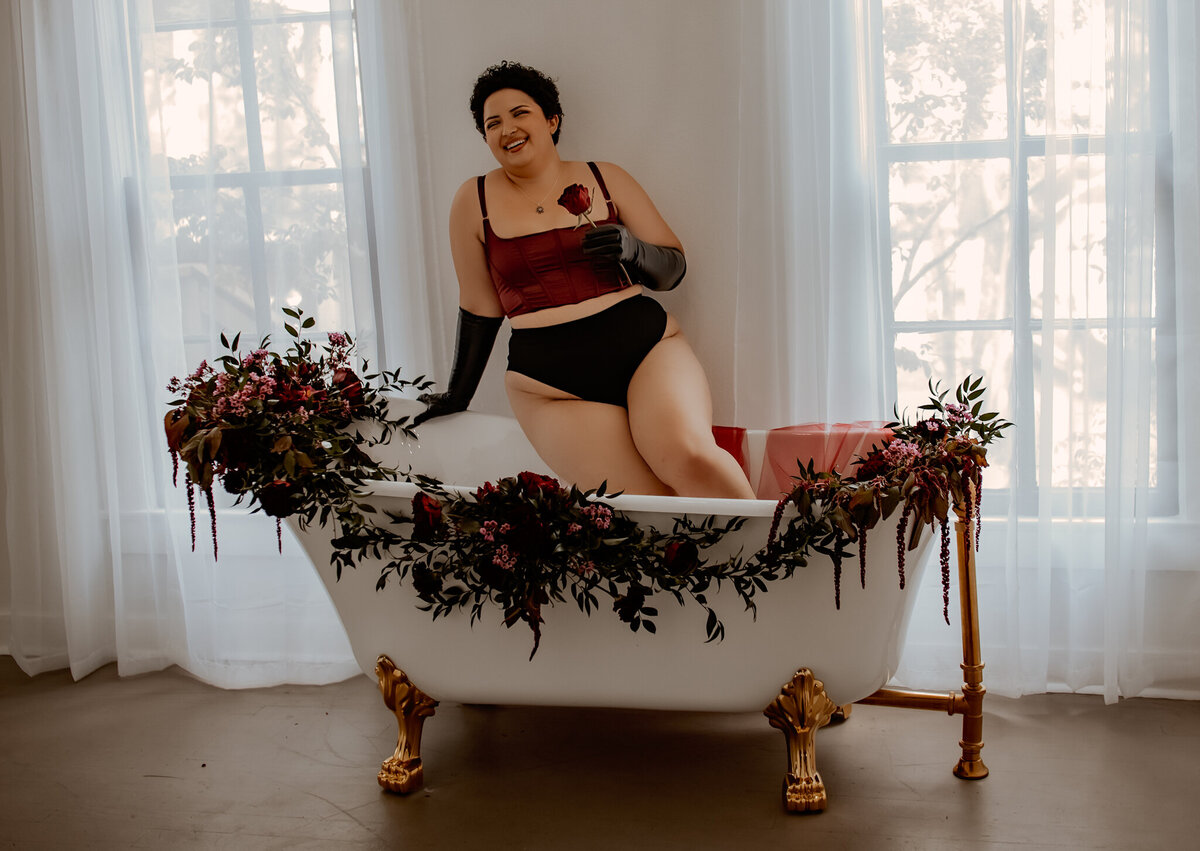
[
  {"xmin": 144, "ymin": 0, "xmax": 369, "ymax": 368},
  {"xmin": 872, "ymin": 0, "xmax": 1176, "ymax": 513}
]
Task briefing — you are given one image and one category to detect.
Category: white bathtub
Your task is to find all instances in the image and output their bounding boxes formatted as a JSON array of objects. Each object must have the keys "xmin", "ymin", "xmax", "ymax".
[{"xmin": 291, "ymin": 399, "xmax": 931, "ymax": 712}]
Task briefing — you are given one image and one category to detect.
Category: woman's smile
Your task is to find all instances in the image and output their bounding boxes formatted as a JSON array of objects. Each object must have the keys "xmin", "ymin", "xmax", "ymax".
[{"xmin": 483, "ymin": 88, "xmax": 558, "ymax": 165}]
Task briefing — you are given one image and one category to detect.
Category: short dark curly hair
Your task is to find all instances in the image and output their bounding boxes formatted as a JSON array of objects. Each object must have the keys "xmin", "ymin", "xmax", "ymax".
[{"xmin": 469, "ymin": 61, "xmax": 563, "ymax": 144}]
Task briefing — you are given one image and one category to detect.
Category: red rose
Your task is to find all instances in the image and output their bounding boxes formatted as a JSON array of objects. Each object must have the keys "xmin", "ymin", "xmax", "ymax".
[
  {"xmin": 853, "ymin": 449, "xmax": 892, "ymax": 481},
  {"xmin": 411, "ymin": 492, "xmax": 444, "ymax": 540},
  {"xmin": 517, "ymin": 471, "xmax": 561, "ymax": 498},
  {"xmin": 332, "ymin": 367, "xmax": 363, "ymax": 401},
  {"xmin": 557, "ymin": 184, "xmax": 591, "ymax": 216},
  {"xmin": 663, "ymin": 540, "xmax": 700, "ymax": 574},
  {"xmin": 912, "ymin": 418, "xmax": 948, "ymax": 443},
  {"xmin": 256, "ymin": 479, "xmax": 299, "ymax": 517}
]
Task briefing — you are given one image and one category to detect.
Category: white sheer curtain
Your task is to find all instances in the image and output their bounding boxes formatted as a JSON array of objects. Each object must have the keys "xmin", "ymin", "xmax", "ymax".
[
  {"xmin": 743, "ymin": 0, "xmax": 1200, "ymax": 701},
  {"xmin": 1, "ymin": 0, "xmax": 427, "ymax": 687}
]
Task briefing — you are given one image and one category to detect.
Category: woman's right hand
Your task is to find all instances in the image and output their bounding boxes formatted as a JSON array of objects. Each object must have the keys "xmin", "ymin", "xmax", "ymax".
[
  {"xmin": 410, "ymin": 308, "xmax": 503, "ymax": 429},
  {"xmin": 412, "ymin": 391, "xmax": 465, "ymax": 426}
]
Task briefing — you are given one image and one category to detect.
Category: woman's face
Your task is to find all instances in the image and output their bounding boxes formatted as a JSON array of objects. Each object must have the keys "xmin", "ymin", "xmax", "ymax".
[{"xmin": 481, "ymin": 88, "xmax": 560, "ymax": 167}]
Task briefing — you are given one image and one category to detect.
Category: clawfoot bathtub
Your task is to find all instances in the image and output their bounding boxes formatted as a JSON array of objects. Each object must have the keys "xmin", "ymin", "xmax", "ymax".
[{"xmin": 289, "ymin": 399, "xmax": 987, "ymax": 812}]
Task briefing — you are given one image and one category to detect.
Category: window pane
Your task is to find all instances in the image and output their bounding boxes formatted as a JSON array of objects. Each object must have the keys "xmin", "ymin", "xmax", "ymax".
[
  {"xmin": 895, "ymin": 330, "xmax": 1015, "ymax": 488},
  {"xmin": 1022, "ymin": 0, "xmax": 1106, "ymax": 136},
  {"xmin": 174, "ymin": 187, "xmax": 254, "ymax": 362},
  {"xmin": 249, "ymin": 0, "xmax": 336, "ymax": 16},
  {"xmin": 254, "ymin": 20, "xmax": 354, "ymax": 170},
  {"xmin": 882, "ymin": 0, "xmax": 1008, "ymax": 143},
  {"xmin": 154, "ymin": 28, "xmax": 250, "ymax": 174},
  {"xmin": 260, "ymin": 184, "xmax": 353, "ymax": 330},
  {"xmin": 1031, "ymin": 328, "xmax": 1161, "ymax": 490},
  {"xmin": 1028, "ymin": 154, "xmax": 1107, "ymax": 321},
  {"xmin": 154, "ymin": 0, "xmax": 237, "ymax": 24},
  {"xmin": 889, "ymin": 158, "xmax": 1013, "ymax": 321}
]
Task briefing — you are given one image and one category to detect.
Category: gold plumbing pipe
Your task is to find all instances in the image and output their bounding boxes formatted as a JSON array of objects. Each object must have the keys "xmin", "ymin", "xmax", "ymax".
[
  {"xmin": 952, "ymin": 490, "xmax": 989, "ymax": 778},
  {"xmin": 855, "ymin": 489, "xmax": 989, "ymax": 780},
  {"xmin": 857, "ymin": 687, "xmax": 966, "ymax": 715}
]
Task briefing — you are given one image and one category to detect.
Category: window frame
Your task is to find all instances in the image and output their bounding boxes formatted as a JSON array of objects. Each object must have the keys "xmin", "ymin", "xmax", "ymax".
[
  {"xmin": 149, "ymin": 0, "xmax": 381, "ymax": 353},
  {"xmin": 869, "ymin": 0, "xmax": 1178, "ymax": 516}
]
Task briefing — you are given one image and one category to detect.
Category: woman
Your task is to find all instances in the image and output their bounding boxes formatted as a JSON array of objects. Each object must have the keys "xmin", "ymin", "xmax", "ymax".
[{"xmin": 416, "ymin": 61, "xmax": 755, "ymax": 499}]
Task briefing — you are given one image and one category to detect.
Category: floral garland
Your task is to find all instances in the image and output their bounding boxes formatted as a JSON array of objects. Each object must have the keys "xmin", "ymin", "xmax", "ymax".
[
  {"xmin": 328, "ymin": 472, "xmax": 780, "ymax": 658},
  {"xmin": 164, "ymin": 308, "xmax": 429, "ymax": 557},
  {"xmin": 166, "ymin": 315, "xmax": 1010, "ymax": 651},
  {"xmin": 757, "ymin": 376, "xmax": 1012, "ymax": 622}
]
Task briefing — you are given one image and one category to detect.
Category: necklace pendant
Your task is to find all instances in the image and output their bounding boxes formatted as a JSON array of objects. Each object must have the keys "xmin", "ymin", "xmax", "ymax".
[{"xmin": 536, "ymin": 205, "xmax": 545, "ymax": 214}]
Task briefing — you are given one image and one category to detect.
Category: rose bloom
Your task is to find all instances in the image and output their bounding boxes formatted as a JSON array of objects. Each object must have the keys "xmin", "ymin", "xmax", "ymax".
[
  {"xmin": 663, "ymin": 540, "xmax": 700, "ymax": 574},
  {"xmin": 332, "ymin": 367, "xmax": 363, "ymax": 402},
  {"xmin": 557, "ymin": 184, "xmax": 591, "ymax": 216},
  {"xmin": 517, "ymin": 471, "xmax": 560, "ymax": 498},
  {"xmin": 411, "ymin": 492, "xmax": 444, "ymax": 540}
]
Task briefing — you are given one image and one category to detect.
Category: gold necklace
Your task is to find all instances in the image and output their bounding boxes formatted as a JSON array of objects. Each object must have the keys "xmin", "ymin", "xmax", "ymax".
[{"xmin": 505, "ymin": 164, "xmax": 562, "ymax": 214}]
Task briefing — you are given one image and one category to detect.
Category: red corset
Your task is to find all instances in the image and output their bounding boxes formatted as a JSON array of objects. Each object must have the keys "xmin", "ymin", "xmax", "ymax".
[{"xmin": 480, "ymin": 162, "xmax": 631, "ymax": 318}]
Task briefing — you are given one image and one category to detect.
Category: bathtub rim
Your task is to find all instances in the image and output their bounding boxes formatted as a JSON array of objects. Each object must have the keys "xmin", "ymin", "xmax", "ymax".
[{"xmin": 357, "ymin": 478, "xmax": 787, "ymax": 518}]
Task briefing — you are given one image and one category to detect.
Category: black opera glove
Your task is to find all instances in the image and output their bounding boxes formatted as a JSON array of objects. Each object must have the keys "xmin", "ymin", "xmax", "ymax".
[
  {"xmin": 580, "ymin": 223, "xmax": 687, "ymax": 292},
  {"xmin": 413, "ymin": 308, "xmax": 502, "ymax": 426}
]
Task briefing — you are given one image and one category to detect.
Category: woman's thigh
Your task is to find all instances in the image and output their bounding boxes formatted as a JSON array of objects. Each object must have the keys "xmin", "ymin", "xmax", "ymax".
[
  {"xmin": 505, "ymin": 372, "xmax": 673, "ymax": 495},
  {"xmin": 625, "ymin": 326, "xmax": 717, "ymax": 473}
]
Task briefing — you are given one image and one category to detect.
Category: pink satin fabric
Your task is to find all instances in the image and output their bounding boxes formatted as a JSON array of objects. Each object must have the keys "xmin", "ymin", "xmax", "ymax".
[{"xmin": 756, "ymin": 422, "xmax": 893, "ymax": 499}]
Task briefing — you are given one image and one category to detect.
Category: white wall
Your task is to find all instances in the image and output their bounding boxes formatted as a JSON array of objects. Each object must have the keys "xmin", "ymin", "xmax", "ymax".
[{"xmin": 405, "ymin": 0, "xmax": 745, "ymax": 422}]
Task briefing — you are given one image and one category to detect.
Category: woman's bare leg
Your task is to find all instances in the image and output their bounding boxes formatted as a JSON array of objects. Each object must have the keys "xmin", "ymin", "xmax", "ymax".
[
  {"xmin": 626, "ymin": 322, "xmax": 757, "ymax": 499},
  {"xmin": 505, "ymin": 373, "xmax": 673, "ymax": 495}
]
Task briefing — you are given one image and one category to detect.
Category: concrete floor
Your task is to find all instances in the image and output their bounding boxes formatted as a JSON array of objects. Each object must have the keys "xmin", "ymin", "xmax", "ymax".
[{"xmin": 1, "ymin": 656, "xmax": 1197, "ymax": 850}]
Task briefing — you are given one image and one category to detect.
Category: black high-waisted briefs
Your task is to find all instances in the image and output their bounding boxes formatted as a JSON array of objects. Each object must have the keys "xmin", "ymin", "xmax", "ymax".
[{"xmin": 507, "ymin": 294, "xmax": 668, "ymax": 408}]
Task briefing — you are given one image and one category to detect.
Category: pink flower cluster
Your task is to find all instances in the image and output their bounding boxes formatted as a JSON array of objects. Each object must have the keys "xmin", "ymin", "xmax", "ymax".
[
  {"xmin": 882, "ymin": 439, "xmax": 923, "ymax": 468},
  {"xmin": 240, "ymin": 348, "xmax": 269, "ymax": 369},
  {"xmin": 573, "ymin": 559, "xmax": 596, "ymax": 577},
  {"xmin": 492, "ymin": 544, "xmax": 517, "ymax": 570},
  {"xmin": 945, "ymin": 403, "xmax": 974, "ymax": 424},
  {"xmin": 327, "ymin": 332, "xmax": 351, "ymax": 367},
  {"xmin": 212, "ymin": 372, "xmax": 278, "ymax": 419},
  {"xmin": 480, "ymin": 520, "xmax": 499, "ymax": 542},
  {"xmin": 583, "ymin": 504, "xmax": 612, "ymax": 530}
]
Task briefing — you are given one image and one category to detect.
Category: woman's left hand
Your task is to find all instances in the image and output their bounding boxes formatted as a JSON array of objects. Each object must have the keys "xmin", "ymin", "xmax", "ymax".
[
  {"xmin": 581, "ymin": 223, "xmax": 686, "ymax": 292},
  {"xmin": 580, "ymin": 223, "xmax": 636, "ymax": 262}
]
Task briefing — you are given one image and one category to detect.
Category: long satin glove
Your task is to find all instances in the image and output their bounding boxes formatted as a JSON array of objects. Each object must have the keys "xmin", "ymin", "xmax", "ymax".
[
  {"xmin": 413, "ymin": 308, "xmax": 502, "ymax": 426},
  {"xmin": 580, "ymin": 223, "xmax": 687, "ymax": 292}
]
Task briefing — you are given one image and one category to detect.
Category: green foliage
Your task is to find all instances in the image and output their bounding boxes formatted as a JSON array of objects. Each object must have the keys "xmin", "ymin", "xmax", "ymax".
[
  {"xmin": 757, "ymin": 375, "xmax": 1011, "ymax": 621},
  {"xmin": 165, "ymin": 308, "xmax": 432, "ymax": 558},
  {"xmin": 330, "ymin": 472, "xmax": 769, "ymax": 659}
]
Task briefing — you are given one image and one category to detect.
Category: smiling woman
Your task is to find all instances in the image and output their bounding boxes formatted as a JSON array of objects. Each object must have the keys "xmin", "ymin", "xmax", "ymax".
[{"xmin": 413, "ymin": 60, "xmax": 756, "ymax": 500}]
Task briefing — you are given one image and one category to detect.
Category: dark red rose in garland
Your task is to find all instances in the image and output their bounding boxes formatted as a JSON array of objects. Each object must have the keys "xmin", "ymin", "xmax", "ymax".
[
  {"xmin": 332, "ymin": 367, "xmax": 364, "ymax": 402},
  {"xmin": 517, "ymin": 471, "xmax": 561, "ymax": 499},
  {"xmin": 912, "ymin": 418, "xmax": 949, "ymax": 442},
  {"xmin": 256, "ymin": 479, "xmax": 299, "ymax": 518},
  {"xmin": 663, "ymin": 540, "xmax": 701, "ymax": 575},
  {"xmin": 411, "ymin": 492, "xmax": 444, "ymax": 541},
  {"xmin": 853, "ymin": 447, "xmax": 892, "ymax": 481}
]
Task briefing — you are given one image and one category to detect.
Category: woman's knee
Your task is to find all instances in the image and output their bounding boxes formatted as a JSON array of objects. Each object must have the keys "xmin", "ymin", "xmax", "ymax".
[{"xmin": 641, "ymin": 431, "xmax": 725, "ymax": 486}]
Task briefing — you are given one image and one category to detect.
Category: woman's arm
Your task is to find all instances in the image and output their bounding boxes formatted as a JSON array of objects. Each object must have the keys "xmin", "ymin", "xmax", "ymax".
[
  {"xmin": 593, "ymin": 161, "xmax": 683, "ymax": 252},
  {"xmin": 583, "ymin": 162, "xmax": 687, "ymax": 291},
  {"xmin": 449, "ymin": 176, "xmax": 505, "ymax": 317},
  {"xmin": 413, "ymin": 178, "xmax": 504, "ymax": 425}
]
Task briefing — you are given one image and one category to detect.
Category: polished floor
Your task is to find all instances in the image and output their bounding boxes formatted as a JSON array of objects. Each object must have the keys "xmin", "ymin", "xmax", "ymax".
[{"xmin": 1, "ymin": 656, "xmax": 1197, "ymax": 850}]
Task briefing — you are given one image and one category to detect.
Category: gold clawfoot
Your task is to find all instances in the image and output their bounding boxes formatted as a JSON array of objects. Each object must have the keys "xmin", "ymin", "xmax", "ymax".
[
  {"xmin": 763, "ymin": 668, "xmax": 839, "ymax": 813},
  {"xmin": 375, "ymin": 655, "xmax": 438, "ymax": 794}
]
